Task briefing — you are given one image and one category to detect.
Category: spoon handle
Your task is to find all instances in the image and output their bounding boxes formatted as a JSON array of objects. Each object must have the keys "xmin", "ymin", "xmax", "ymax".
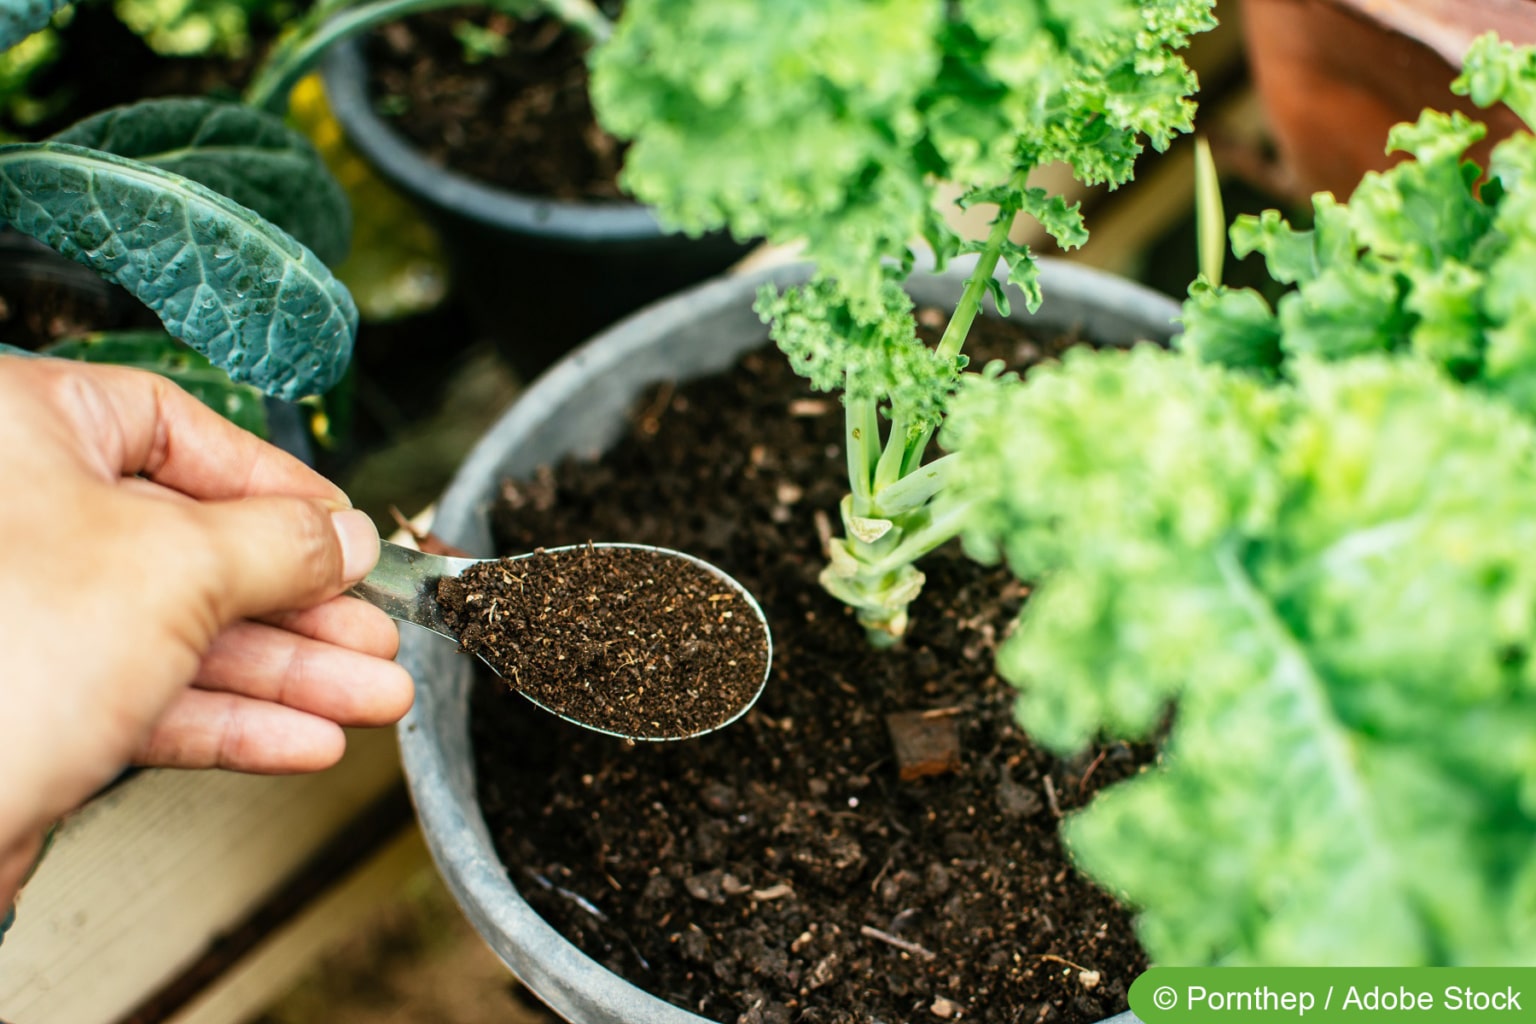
[{"xmin": 349, "ymin": 540, "xmax": 465, "ymax": 640}]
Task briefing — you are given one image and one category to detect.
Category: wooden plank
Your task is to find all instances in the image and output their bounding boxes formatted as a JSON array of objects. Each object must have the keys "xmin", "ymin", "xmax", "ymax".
[
  {"xmin": 0, "ymin": 726, "xmax": 402, "ymax": 1024},
  {"xmin": 164, "ymin": 825, "xmax": 431, "ymax": 1024},
  {"xmin": 117, "ymin": 786, "xmax": 415, "ymax": 1024}
]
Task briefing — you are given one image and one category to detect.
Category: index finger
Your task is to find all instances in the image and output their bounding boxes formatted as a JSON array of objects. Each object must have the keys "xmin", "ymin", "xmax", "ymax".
[{"xmin": 34, "ymin": 358, "xmax": 347, "ymax": 503}]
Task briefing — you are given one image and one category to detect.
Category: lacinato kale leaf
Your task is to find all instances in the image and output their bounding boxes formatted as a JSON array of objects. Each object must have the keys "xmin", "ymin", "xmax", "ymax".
[
  {"xmin": 0, "ymin": 141, "xmax": 356, "ymax": 399},
  {"xmin": 941, "ymin": 349, "xmax": 1536, "ymax": 965},
  {"xmin": 0, "ymin": 0, "xmax": 70, "ymax": 52},
  {"xmin": 52, "ymin": 99, "xmax": 353, "ymax": 268}
]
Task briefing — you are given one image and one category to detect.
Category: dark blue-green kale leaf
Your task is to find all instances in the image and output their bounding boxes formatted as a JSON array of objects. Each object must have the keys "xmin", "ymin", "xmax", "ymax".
[
  {"xmin": 0, "ymin": 142, "xmax": 355, "ymax": 399},
  {"xmin": 52, "ymin": 99, "xmax": 352, "ymax": 268}
]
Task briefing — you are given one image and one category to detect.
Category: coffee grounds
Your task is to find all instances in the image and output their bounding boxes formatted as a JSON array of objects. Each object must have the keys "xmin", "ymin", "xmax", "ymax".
[{"xmin": 439, "ymin": 546, "xmax": 770, "ymax": 739}]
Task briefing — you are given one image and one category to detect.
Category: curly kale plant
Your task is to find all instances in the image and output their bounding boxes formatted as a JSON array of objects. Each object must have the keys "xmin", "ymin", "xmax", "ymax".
[
  {"xmin": 933, "ymin": 40, "xmax": 1536, "ymax": 966},
  {"xmin": 592, "ymin": 0, "xmax": 1215, "ymax": 644},
  {"xmin": 943, "ymin": 350, "xmax": 1536, "ymax": 966},
  {"xmin": 1181, "ymin": 34, "xmax": 1536, "ymax": 411}
]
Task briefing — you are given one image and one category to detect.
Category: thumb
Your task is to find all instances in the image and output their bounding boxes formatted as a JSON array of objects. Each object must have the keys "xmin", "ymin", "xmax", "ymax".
[{"xmin": 191, "ymin": 498, "xmax": 380, "ymax": 622}]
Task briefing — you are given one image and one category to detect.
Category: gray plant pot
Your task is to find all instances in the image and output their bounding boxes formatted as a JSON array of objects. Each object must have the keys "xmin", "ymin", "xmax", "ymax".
[{"xmin": 397, "ymin": 255, "xmax": 1172, "ymax": 1024}]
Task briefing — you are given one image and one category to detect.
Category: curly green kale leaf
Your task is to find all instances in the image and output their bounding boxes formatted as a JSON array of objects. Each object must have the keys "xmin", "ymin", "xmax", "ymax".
[
  {"xmin": 1178, "ymin": 109, "xmax": 1498, "ymax": 384},
  {"xmin": 758, "ymin": 273, "xmax": 962, "ymax": 434},
  {"xmin": 941, "ymin": 346, "xmax": 1284, "ymax": 748},
  {"xmin": 1180, "ymin": 45, "xmax": 1536, "ymax": 423},
  {"xmin": 593, "ymin": 0, "xmax": 1212, "ymax": 307},
  {"xmin": 1351, "ymin": 112, "xmax": 1493, "ymax": 263},
  {"xmin": 592, "ymin": 0, "xmax": 941, "ymax": 306},
  {"xmin": 1480, "ymin": 133, "xmax": 1536, "ymax": 408},
  {"xmin": 941, "ymin": 350, "xmax": 1536, "ymax": 965},
  {"xmin": 1176, "ymin": 279, "xmax": 1283, "ymax": 373},
  {"xmin": 1453, "ymin": 32, "xmax": 1536, "ymax": 129},
  {"xmin": 1190, "ymin": 194, "xmax": 1412, "ymax": 367}
]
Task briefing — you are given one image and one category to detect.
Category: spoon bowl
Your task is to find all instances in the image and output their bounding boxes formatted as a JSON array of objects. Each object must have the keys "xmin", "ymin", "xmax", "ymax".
[{"xmin": 352, "ymin": 539, "xmax": 772, "ymax": 741}]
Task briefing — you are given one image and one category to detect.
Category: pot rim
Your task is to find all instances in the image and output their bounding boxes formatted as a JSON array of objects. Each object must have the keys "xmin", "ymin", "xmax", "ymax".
[
  {"xmin": 319, "ymin": 37, "xmax": 667, "ymax": 242},
  {"xmin": 398, "ymin": 255, "xmax": 1174, "ymax": 1024}
]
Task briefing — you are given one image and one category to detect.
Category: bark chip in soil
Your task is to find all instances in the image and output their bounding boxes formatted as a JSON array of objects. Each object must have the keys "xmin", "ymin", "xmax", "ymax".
[{"xmin": 438, "ymin": 546, "xmax": 770, "ymax": 739}]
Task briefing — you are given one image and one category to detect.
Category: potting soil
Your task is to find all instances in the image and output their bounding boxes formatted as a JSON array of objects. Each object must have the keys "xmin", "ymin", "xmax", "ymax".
[
  {"xmin": 365, "ymin": 6, "xmax": 625, "ymax": 200},
  {"xmin": 471, "ymin": 314, "xmax": 1150, "ymax": 1024}
]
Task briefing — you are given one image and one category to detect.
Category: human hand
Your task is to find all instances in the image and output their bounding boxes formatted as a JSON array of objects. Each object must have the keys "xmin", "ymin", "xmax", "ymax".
[{"xmin": 0, "ymin": 356, "xmax": 414, "ymax": 901}]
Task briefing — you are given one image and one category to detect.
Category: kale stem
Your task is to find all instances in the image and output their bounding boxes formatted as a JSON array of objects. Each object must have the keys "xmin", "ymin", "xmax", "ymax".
[
  {"xmin": 873, "ymin": 169, "xmax": 1029, "ymax": 488},
  {"xmin": 536, "ymin": 0, "xmax": 613, "ymax": 42},
  {"xmin": 246, "ymin": 0, "xmax": 472, "ymax": 113},
  {"xmin": 826, "ymin": 169, "xmax": 1030, "ymax": 642},
  {"xmin": 845, "ymin": 386, "xmax": 879, "ymax": 515},
  {"xmin": 245, "ymin": 0, "xmax": 612, "ymax": 115},
  {"xmin": 935, "ymin": 169, "xmax": 1027, "ymax": 363},
  {"xmin": 871, "ymin": 411, "xmax": 912, "ymax": 491},
  {"xmin": 871, "ymin": 452, "xmax": 959, "ymax": 517},
  {"xmin": 864, "ymin": 500, "xmax": 973, "ymax": 575}
]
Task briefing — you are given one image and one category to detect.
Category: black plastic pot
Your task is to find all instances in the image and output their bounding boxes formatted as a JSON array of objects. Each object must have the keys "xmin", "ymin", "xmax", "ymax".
[
  {"xmin": 320, "ymin": 38, "xmax": 754, "ymax": 381},
  {"xmin": 0, "ymin": 231, "xmax": 128, "ymax": 336},
  {"xmin": 396, "ymin": 256, "xmax": 1172, "ymax": 1024}
]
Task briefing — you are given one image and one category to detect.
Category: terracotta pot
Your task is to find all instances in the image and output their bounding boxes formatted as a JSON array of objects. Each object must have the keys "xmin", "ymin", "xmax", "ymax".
[{"xmin": 1242, "ymin": 0, "xmax": 1536, "ymax": 200}]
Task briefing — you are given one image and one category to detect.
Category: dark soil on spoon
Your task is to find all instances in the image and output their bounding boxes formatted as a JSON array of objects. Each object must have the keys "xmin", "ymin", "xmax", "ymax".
[
  {"xmin": 470, "ymin": 311, "xmax": 1152, "ymax": 1024},
  {"xmin": 364, "ymin": 6, "xmax": 625, "ymax": 201},
  {"xmin": 438, "ymin": 546, "xmax": 769, "ymax": 740}
]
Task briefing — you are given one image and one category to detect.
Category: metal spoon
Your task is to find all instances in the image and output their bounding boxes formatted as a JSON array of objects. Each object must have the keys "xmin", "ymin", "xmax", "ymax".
[{"xmin": 351, "ymin": 539, "xmax": 772, "ymax": 741}]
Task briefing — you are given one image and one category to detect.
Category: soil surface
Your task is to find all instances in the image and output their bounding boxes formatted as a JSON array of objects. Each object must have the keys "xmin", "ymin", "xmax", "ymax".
[
  {"xmin": 440, "ymin": 546, "xmax": 770, "ymax": 740},
  {"xmin": 364, "ymin": 6, "xmax": 626, "ymax": 200},
  {"xmin": 470, "ymin": 312, "xmax": 1151, "ymax": 1024}
]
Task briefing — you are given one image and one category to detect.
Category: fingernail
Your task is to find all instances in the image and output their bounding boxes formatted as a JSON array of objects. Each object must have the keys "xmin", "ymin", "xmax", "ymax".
[{"xmin": 331, "ymin": 508, "xmax": 379, "ymax": 583}]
